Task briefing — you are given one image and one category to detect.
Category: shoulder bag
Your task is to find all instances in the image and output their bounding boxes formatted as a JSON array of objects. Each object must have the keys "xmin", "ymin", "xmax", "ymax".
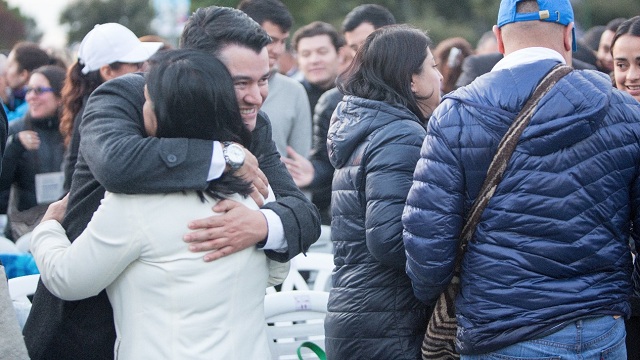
[{"xmin": 421, "ymin": 64, "xmax": 573, "ymax": 360}]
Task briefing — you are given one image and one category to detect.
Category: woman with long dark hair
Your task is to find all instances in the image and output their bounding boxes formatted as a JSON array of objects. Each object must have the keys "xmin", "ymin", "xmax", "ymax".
[
  {"xmin": 325, "ymin": 25, "xmax": 442, "ymax": 359},
  {"xmin": 610, "ymin": 15, "xmax": 640, "ymax": 360},
  {"xmin": 60, "ymin": 23, "xmax": 162, "ymax": 191},
  {"xmin": 30, "ymin": 49, "xmax": 287, "ymax": 359},
  {"xmin": 611, "ymin": 16, "xmax": 640, "ymax": 101}
]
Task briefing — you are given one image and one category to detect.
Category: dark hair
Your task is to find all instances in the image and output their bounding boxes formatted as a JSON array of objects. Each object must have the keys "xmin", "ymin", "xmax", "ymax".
[
  {"xmin": 610, "ymin": 16, "xmax": 640, "ymax": 55},
  {"xmin": 238, "ymin": 0, "xmax": 293, "ymax": 32},
  {"xmin": 342, "ymin": 4, "xmax": 396, "ymax": 33},
  {"xmin": 433, "ymin": 37, "xmax": 473, "ymax": 94},
  {"xmin": 32, "ymin": 65, "xmax": 66, "ymax": 97},
  {"xmin": 10, "ymin": 42, "xmax": 51, "ymax": 73},
  {"xmin": 579, "ymin": 25, "xmax": 606, "ymax": 51},
  {"xmin": 338, "ymin": 25, "xmax": 431, "ymax": 123},
  {"xmin": 606, "ymin": 17, "xmax": 627, "ymax": 32},
  {"xmin": 292, "ymin": 21, "xmax": 344, "ymax": 52},
  {"xmin": 146, "ymin": 49, "xmax": 252, "ymax": 200},
  {"xmin": 59, "ymin": 61, "xmax": 133, "ymax": 146},
  {"xmin": 180, "ymin": 6, "xmax": 271, "ymax": 57},
  {"xmin": 60, "ymin": 63, "xmax": 102, "ymax": 146}
]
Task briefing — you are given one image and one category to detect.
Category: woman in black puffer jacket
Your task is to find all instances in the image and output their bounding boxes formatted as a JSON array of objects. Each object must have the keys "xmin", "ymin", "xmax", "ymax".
[{"xmin": 325, "ymin": 25, "xmax": 442, "ymax": 360}]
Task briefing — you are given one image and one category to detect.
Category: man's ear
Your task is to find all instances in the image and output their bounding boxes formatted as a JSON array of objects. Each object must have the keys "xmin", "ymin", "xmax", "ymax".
[
  {"xmin": 564, "ymin": 22, "xmax": 574, "ymax": 52},
  {"xmin": 493, "ymin": 25, "xmax": 506, "ymax": 54}
]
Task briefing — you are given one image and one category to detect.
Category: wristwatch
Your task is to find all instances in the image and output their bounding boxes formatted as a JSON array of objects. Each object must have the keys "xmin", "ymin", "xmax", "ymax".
[{"xmin": 222, "ymin": 142, "xmax": 245, "ymax": 171}]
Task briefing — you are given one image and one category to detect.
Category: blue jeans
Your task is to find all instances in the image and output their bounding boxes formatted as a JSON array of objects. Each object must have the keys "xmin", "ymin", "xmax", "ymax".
[{"xmin": 462, "ymin": 316, "xmax": 627, "ymax": 360}]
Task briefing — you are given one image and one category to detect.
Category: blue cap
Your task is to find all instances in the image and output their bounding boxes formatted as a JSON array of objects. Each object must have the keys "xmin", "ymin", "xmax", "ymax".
[{"xmin": 497, "ymin": 0, "xmax": 577, "ymax": 51}]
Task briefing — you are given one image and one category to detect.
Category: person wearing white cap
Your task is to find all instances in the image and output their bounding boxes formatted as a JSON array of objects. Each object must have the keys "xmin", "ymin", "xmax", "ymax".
[{"xmin": 60, "ymin": 23, "xmax": 162, "ymax": 192}]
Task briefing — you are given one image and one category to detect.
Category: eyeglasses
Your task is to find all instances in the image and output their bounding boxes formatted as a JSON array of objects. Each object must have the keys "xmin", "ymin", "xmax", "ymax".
[{"xmin": 26, "ymin": 87, "xmax": 54, "ymax": 96}]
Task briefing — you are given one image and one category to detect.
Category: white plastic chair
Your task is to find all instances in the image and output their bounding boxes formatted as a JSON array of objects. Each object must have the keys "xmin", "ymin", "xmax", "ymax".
[
  {"xmin": 14, "ymin": 232, "xmax": 32, "ymax": 253},
  {"xmin": 267, "ymin": 252, "xmax": 334, "ymax": 294},
  {"xmin": 8, "ymin": 274, "xmax": 39, "ymax": 330},
  {"xmin": 287, "ymin": 252, "xmax": 334, "ymax": 292},
  {"xmin": 264, "ymin": 290, "xmax": 329, "ymax": 360},
  {"xmin": 8, "ymin": 274, "xmax": 40, "ymax": 304},
  {"xmin": 0, "ymin": 236, "xmax": 20, "ymax": 254},
  {"xmin": 308, "ymin": 225, "xmax": 332, "ymax": 253}
]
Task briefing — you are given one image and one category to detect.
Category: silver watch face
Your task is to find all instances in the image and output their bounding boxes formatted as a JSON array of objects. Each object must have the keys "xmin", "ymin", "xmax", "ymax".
[{"xmin": 226, "ymin": 144, "xmax": 245, "ymax": 165}]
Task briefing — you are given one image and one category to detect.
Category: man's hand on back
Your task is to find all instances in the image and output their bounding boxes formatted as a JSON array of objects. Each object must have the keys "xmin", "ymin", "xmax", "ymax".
[{"xmin": 183, "ymin": 199, "xmax": 269, "ymax": 262}]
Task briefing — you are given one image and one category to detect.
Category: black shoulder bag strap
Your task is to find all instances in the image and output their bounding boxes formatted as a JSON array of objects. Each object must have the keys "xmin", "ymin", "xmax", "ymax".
[{"xmin": 422, "ymin": 64, "xmax": 573, "ymax": 360}]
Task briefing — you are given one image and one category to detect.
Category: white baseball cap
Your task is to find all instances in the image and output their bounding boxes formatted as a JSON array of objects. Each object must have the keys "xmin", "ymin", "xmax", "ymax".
[{"xmin": 77, "ymin": 23, "xmax": 163, "ymax": 74}]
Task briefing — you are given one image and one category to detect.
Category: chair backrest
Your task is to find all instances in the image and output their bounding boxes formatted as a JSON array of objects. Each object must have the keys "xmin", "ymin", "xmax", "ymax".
[
  {"xmin": 8, "ymin": 274, "xmax": 40, "ymax": 304},
  {"xmin": 266, "ymin": 252, "xmax": 334, "ymax": 294},
  {"xmin": 264, "ymin": 290, "xmax": 329, "ymax": 360},
  {"xmin": 0, "ymin": 236, "xmax": 20, "ymax": 254},
  {"xmin": 307, "ymin": 224, "xmax": 332, "ymax": 253},
  {"xmin": 290, "ymin": 252, "xmax": 334, "ymax": 292}
]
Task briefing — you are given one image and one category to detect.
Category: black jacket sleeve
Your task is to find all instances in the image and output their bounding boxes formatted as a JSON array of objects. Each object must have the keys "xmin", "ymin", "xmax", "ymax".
[
  {"xmin": 78, "ymin": 74, "xmax": 213, "ymax": 194},
  {"xmin": 250, "ymin": 112, "xmax": 321, "ymax": 262},
  {"xmin": 72, "ymin": 73, "xmax": 320, "ymax": 261},
  {"xmin": 62, "ymin": 101, "xmax": 85, "ymax": 192},
  {"xmin": 309, "ymin": 88, "xmax": 341, "ymax": 189},
  {"xmin": 0, "ymin": 106, "xmax": 7, "ymax": 159}
]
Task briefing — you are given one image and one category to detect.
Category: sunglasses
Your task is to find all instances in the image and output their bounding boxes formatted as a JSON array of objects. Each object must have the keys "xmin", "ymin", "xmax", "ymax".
[{"xmin": 26, "ymin": 87, "xmax": 54, "ymax": 96}]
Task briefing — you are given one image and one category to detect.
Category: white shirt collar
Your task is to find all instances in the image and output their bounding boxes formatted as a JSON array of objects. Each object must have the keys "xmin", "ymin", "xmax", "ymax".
[{"xmin": 492, "ymin": 47, "xmax": 566, "ymax": 72}]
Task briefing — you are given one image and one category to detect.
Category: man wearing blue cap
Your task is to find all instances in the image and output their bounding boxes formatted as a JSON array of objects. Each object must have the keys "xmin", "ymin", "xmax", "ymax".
[{"xmin": 403, "ymin": 0, "xmax": 640, "ymax": 358}]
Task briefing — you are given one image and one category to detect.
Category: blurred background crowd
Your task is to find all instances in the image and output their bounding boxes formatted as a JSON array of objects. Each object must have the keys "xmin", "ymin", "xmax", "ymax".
[{"xmin": 1, "ymin": 0, "xmax": 638, "ymax": 59}]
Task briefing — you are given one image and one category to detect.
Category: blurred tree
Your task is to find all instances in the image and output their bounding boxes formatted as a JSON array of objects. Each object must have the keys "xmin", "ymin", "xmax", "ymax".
[
  {"xmin": 0, "ymin": 0, "xmax": 40, "ymax": 51},
  {"xmin": 190, "ymin": 0, "xmax": 638, "ymax": 47},
  {"xmin": 61, "ymin": 0, "xmax": 155, "ymax": 44}
]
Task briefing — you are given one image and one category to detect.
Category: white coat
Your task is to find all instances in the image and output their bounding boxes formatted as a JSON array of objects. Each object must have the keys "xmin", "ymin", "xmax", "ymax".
[{"xmin": 31, "ymin": 191, "xmax": 285, "ymax": 359}]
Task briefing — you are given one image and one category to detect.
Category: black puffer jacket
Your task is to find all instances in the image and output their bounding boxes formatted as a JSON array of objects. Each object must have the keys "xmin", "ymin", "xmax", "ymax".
[
  {"xmin": 308, "ymin": 87, "xmax": 341, "ymax": 223},
  {"xmin": 0, "ymin": 115, "xmax": 64, "ymax": 212},
  {"xmin": 325, "ymin": 96, "xmax": 431, "ymax": 360}
]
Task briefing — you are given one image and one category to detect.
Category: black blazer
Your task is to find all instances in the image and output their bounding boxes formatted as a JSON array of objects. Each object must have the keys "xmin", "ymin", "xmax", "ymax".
[{"xmin": 0, "ymin": 105, "xmax": 7, "ymax": 162}]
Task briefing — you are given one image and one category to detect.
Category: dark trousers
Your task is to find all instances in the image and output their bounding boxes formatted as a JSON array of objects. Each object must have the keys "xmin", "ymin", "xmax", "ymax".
[
  {"xmin": 627, "ymin": 315, "xmax": 640, "ymax": 360},
  {"xmin": 627, "ymin": 295, "xmax": 640, "ymax": 360}
]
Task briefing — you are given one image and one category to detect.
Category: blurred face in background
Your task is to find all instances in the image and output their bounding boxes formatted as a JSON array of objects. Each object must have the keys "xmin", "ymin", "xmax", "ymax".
[
  {"xmin": 25, "ymin": 73, "xmax": 60, "ymax": 119},
  {"xmin": 0, "ymin": 55, "xmax": 8, "ymax": 103},
  {"xmin": 612, "ymin": 34, "xmax": 640, "ymax": 102},
  {"xmin": 597, "ymin": 29, "xmax": 616, "ymax": 72},
  {"xmin": 5, "ymin": 50, "xmax": 29, "ymax": 90},
  {"xmin": 100, "ymin": 62, "xmax": 143, "ymax": 81},
  {"xmin": 344, "ymin": 22, "xmax": 376, "ymax": 58},
  {"xmin": 296, "ymin": 34, "xmax": 340, "ymax": 90},
  {"xmin": 262, "ymin": 21, "xmax": 289, "ymax": 71}
]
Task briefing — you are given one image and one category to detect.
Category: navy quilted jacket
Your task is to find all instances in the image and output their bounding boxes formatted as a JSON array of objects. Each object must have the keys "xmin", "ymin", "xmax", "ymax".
[
  {"xmin": 325, "ymin": 96, "xmax": 431, "ymax": 360},
  {"xmin": 403, "ymin": 60, "xmax": 640, "ymax": 354}
]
